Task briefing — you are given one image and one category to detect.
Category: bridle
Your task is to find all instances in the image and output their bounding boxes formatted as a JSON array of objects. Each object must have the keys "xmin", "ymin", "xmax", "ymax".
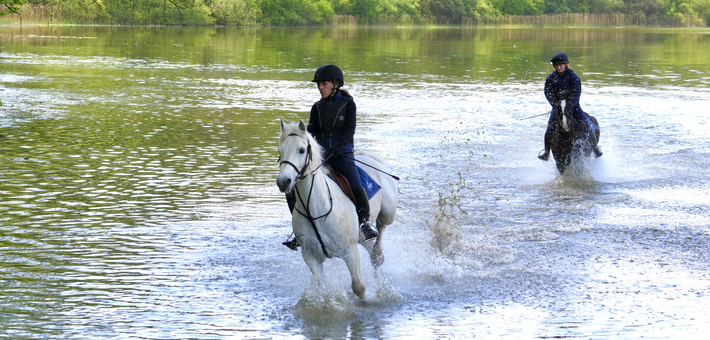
[
  {"xmin": 554, "ymin": 97, "xmax": 584, "ymax": 133},
  {"xmin": 278, "ymin": 133, "xmax": 332, "ymax": 183},
  {"xmin": 278, "ymin": 133, "xmax": 333, "ymax": 258},
  {"xmin": 278, "ymin": 133, "xmax": 313, "ymax": 182}
]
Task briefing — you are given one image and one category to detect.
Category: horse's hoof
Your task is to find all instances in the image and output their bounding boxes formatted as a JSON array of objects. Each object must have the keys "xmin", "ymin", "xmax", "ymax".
[{"xmin": 371, "ymin": 254, "xmax": 384, "ymax": 268}]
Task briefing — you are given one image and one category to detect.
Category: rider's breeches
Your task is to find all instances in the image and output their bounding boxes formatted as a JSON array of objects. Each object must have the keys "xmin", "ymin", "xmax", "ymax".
[{"xmin": 327, "ymin": 152, "xmax": 370, "ymax": 224}]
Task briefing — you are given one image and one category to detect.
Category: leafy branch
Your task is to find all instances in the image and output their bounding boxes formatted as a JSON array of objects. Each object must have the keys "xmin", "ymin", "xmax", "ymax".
[{"xmin": 1, "ymin": 0, "xmax": 22, "ymax": 17}]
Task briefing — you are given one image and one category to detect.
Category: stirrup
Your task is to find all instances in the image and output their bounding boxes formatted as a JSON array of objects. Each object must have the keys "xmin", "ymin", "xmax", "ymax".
[
  {"xmin": 538, "ymin": 149, "xmax": 550, "ymax": 161},
  {"xmin": 282, "ymin": 238, "xmax": 299, "ymax": 251},
  {"xmin": 360, "ymin": 221, "xmax": 379, "ymax": 241}
]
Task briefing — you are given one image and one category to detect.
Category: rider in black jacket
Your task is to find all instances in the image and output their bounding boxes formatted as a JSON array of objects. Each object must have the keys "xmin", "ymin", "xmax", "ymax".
[
  {"xmin": 283, "ymin": 65, "xmax": 379, "ymax": 250},
  {"xmin": 539, "ymin": 52, "xmax": 603, "ymax": 161}
]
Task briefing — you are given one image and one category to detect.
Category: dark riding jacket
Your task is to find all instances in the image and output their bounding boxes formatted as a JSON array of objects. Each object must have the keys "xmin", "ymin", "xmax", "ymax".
[
  {"xmin": 544, "ymin": 68, "xmax": 597, "ymax": 136},
  {"xmin": 307, "ymin": 90, "xmax": 364, "ymax": 196},
  {"xmin": 307, "ymin": 90, "xmax": 356, "ymax": 154}
]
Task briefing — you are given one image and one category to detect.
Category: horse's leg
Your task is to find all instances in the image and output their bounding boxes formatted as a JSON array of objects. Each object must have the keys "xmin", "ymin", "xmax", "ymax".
[
  {"xmin": 555, "ymin": 149, "xmax": 569, "ymax": 174},
  {"xmin": 369, "ymin": 217, "xmax": 386, "ymax": 268},
  {"xmin": 343, "ymin": 245, "xmax": 366, "ymax": 299},
  {"xmin": 556, "ymin": 159, "xmax": 566, "ymax": 174},
  {"xmin": 301, "ymin": 249, "xmax": 326, "ymax": 285}
]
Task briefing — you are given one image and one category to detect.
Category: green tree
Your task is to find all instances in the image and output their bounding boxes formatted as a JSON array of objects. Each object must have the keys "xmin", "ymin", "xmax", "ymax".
[
  {"xmin": 690, "ymin": 0, "xmax": 710, "ymax": 22},
  {"xmin": 21, "ymin": 0, "xmax": 213, "ymax": 24},
  {"xmin": 420, "ymin": 0, "xmax": 466, "ymax": 22},
  {"xmin": 622, "ymin": 0, "xmax": 666, "ymax": 16},
  {"xmin": 350, "ymin": 0, "xmax": 378, "ymax": 22},
  {"xmin": 206, "ymin": 0, "xmax": 258, "ymax": 25},
  {"xmin": 492, "ymin": 0, "xmax": 542, "ymax": 14},
  {"xmin": 545, "ymin": 0, "xmax": 572, "ymax": 13},
  {"xmin": 256, "ymin": 0, "xmax": 333, "ymax": 25},
  {"xmin": 463, "ymin": 0, "xmax": 501, "ymax": 18},
  {"xmin": 588, "ymin": 0, "xmax": 624, "ymax": 13},
  {"xmin": 376, "ymin": 0, "xmax": 421, "ymax": 22}
]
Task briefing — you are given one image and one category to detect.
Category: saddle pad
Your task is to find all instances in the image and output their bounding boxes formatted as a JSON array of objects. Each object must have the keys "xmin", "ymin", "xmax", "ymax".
[{"xmin": 358, "ymin": 166, "xmax": 382, "ymax": 199}]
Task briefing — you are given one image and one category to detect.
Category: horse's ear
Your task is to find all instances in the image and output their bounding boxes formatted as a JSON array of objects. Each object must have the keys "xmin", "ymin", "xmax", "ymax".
[
  {"xmin": 298, "ymin": 120, "xmax": 307, "ymax": 132},
  {"xmin": 280, "ymin": 118, "xmax": 285, "ymax": 132}
]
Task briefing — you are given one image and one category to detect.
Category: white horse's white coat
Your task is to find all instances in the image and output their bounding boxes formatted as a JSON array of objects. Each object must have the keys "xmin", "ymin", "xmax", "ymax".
[{"xmin": 276, "ymin": 119, "xmax": 398, "ymax": 299}]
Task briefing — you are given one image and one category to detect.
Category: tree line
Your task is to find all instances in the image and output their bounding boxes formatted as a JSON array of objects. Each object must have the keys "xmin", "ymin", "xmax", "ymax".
[{"xmin": 2, "ymin": 0, "xmax": 708, "ymax": 26}]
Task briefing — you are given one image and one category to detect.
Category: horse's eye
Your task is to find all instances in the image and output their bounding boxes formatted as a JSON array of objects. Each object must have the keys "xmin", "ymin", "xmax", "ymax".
[{"xmin": 299, "ymin": 147, "xmax": 306, "ymax": 154}]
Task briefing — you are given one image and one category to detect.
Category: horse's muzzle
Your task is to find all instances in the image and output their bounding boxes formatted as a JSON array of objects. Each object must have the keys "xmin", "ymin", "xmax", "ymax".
[{"xmin": 276, "ymin": 175, "xmax": 294, "ymax": 193}]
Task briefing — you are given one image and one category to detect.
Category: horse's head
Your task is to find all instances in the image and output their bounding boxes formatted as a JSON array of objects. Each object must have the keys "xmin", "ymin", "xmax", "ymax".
[
  {"xmin": 552, "ymin": 90, "xmax": 573, "ymax": 132},
  {"xmin": 276, "ymin": 119, "xmax": 322, "ymax": 193}
]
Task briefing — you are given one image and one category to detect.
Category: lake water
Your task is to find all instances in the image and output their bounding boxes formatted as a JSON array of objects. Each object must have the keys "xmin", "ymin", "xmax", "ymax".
[{"xmin": 1, "ymin": 25, "xmax": 709, "ymax": 339}]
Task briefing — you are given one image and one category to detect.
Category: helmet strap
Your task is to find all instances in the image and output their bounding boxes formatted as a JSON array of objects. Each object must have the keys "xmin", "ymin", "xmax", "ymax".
[{"xmin": 329, "ymin": 79, "xmax": 339, "ymax": 97}]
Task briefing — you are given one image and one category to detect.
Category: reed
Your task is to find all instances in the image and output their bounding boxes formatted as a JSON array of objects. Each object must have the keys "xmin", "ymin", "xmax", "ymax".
[
  {"xmin": 0, "ymin": 5, "xmax": 65, "ymax": 25},
  {"xmin": 472, "ymin": 13, "xmax": 706, "ymax": 28},
  {"xmin": 331, "ymin": 14, "xmax": 357, "ymax": 26}
]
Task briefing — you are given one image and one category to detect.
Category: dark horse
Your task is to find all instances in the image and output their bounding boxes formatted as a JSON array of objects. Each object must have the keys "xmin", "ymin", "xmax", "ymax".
[{"xmin": 547, "ymin": 91, "xmax": 601, "ymax": 174}]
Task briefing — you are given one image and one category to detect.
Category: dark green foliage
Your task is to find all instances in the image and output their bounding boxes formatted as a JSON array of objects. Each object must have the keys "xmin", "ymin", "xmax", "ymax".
[
  {"xmin": 16, "ymin": 0, "xmax": 214, "ymax": 24},
  {"xmin": 350, "ymin": 0, "xmax": 379, "ymax": 22},
  {"xmin": 6, "ymin": 0, "xmax": 710, "ymax": 25}
]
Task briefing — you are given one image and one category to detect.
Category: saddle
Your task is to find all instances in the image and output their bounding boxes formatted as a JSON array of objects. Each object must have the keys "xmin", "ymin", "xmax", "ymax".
[{"xmin": 324, "ymin": 164, "xmax": 357, "ymax": 207}]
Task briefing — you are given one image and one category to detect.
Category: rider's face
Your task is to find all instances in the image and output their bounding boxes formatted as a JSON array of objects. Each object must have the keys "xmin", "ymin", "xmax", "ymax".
[
  {"xmin": 317, "ymin": 80, "xmax": 336, "ymax": 99},
  {"xmin": 554, "ymin": 63, "xmax": 568, "ymax": 74}
]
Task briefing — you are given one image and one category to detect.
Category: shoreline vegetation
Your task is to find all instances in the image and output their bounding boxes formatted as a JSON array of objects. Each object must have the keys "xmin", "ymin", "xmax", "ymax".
[{"xmin": 0, "ymin": 1, "xmax": 708, "ymax": 28}]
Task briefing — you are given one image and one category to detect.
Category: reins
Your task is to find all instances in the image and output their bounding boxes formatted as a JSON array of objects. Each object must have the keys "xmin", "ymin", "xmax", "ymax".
[
  {"xmin": 519, "ymin": 111, "xmax": 551, "ymax": 121},
  {"xmin": 338, "ymin": 153, "xmax": 400, "ymax": 181}
]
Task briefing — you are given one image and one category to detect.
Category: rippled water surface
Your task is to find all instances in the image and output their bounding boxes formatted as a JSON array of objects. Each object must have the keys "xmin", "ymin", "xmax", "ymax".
[{"xmin": 1, "ymin": 26, "xmax": 709, "ymax": 339}]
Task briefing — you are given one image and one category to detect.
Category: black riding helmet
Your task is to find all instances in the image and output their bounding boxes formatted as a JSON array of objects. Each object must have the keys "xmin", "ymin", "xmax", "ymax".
[
  {"xmin": 312, "ymin": 64, "xmax": 344, "ymax": 87},
  {"xmin": 550, "ymin": 52, "xmax": 569, "ymax": 65}
]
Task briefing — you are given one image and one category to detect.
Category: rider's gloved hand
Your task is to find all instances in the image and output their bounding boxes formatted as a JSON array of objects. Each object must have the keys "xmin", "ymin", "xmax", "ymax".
[
  {"xmin": 324, "ymin": 147, "xmax": 339, "ymax": 159},
  {"xmin": 324, "ymin": 140, "xmax": 344, "ymax": 159}
]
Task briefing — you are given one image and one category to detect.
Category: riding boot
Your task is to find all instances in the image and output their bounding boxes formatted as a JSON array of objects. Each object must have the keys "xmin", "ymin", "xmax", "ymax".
[
  {"xmin": 593, "ymin": 145, "xmax": 603, "ymax": 158},
  {"xmin": 538, "ymin": 149, "xmax": 550, "ymax": 161},
  {"xmin": 355, "ymin": 187, "xmax": 378, "ymax": 241},
  {"xmin": 586, "ymin": 129, "xmax": 602, "ymax": 158},
  {"xmin": 282, "ymin": 191, "xmax": 299, "ymax": 250}
]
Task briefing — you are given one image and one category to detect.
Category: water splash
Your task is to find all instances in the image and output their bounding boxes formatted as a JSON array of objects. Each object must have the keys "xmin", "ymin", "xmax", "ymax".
[
  {"xmin": 425, "ymin": 172, "xmax": 468, "ymax": 259},
  {"xmin": 294, "ymin": 277, "xmax": 356, "ymax": 320}
]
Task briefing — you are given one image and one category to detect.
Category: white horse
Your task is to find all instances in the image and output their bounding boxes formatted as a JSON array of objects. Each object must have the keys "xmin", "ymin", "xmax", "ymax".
[{"xmin": 276, "ymin": 119, "xmax": 398, "ymax": 299}]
